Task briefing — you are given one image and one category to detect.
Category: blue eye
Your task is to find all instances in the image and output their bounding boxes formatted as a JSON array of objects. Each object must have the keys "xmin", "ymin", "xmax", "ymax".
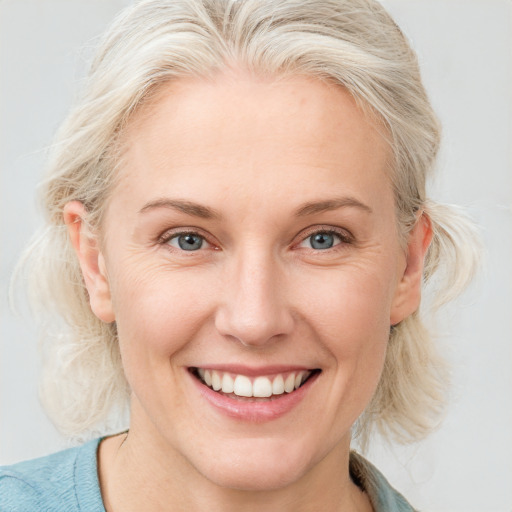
[
  {"xmin": 301, "ymin": 231, "xmax": 342, "ymax": 250},
  {"xmin": 168, "ymin": 233, "xmax": 206, "ymax": 251},
  {"xmin": 310, "ymin": 232, "xmax": 336, "ymax": 249}
]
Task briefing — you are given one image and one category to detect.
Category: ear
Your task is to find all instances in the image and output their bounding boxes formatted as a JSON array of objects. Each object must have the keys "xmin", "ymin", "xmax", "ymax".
[
  {"xmin": 63, "ymin": 201, "xmax": 115, "ymax": 323},
  {"xmin": 390, "ymin": 213, "xmax": 433, "ymax": 326}
]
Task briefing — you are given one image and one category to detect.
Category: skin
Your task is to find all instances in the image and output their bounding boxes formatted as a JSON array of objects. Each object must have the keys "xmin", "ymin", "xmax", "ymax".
[{"xmin": 65, "ymin": 70, "xmax": 431, "ymax": 512}]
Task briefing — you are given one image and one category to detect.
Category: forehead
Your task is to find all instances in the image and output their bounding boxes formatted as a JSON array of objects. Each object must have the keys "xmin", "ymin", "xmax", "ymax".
[
  {"xmin": 112, "ymin": 71, "xmax": 392, "ymax": 216},
  {"xmin": 125, "ymin": 70, "xmax": 389, "ymax": 155}
]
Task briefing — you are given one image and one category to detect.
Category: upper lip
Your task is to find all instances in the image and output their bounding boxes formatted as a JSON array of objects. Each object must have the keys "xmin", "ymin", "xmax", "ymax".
[{"xmin": 189, "ymin": 364, "xmax": 317, "ymax": 377}]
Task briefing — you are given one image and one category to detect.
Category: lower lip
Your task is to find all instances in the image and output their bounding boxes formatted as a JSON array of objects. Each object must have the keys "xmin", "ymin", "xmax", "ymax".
[{"xmin": 190, "ymin": 371, "xmax": 320, "ymax": 423}]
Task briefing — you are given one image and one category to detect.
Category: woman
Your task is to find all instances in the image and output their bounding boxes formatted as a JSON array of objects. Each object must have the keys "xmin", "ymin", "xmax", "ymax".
[{"xmin": 0, "ymin": 0, "xmax": 479, "ymax": 510}]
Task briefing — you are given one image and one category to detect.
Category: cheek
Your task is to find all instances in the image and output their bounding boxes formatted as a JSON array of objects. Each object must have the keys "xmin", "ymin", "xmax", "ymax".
[
  {"xmin": 298, "ymin": 264, "xmax": 393, "ymax": 399},
  {"xmin": 109, "ymin": 267, "xmax": 219, "ymax": 425},
  {"xmin": 301, "ymin": 262, "xmax": 396, "ymax": 343},
  {"xmin": 110, "ymin": 266, "xmax": 215, "ymax": 371}
]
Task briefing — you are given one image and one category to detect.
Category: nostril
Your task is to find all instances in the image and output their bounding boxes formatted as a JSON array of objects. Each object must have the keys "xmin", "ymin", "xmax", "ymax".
[{"xmin": 214, "ymin": 307, "xmax": 295, "ymax": 348}]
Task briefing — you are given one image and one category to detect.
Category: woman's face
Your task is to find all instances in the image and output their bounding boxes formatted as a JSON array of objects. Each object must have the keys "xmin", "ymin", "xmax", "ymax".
[{"xmin": 73, "ymin": 72, "xmax": 426, "ymax": 490}]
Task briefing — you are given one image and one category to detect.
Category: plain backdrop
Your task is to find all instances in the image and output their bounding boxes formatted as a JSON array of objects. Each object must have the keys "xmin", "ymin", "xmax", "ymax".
[{"xmin": 1, "ymin": 1, "xmax": 511, "ymax": 511}]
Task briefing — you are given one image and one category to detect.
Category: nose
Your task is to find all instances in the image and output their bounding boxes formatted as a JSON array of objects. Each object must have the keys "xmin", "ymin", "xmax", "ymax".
[{"xmin": 214, "ymin": 249, "xmax": 294, "ymax": 347}]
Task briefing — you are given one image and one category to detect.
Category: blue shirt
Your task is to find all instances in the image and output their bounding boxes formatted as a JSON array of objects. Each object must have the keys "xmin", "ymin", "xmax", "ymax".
[
  {"xmin": 0, "ymin": 439, "xmax": 415, "ymax": 511},
  {"xmin": 0, "ymin": 439, "xmax": 105, "ymax": 512}
]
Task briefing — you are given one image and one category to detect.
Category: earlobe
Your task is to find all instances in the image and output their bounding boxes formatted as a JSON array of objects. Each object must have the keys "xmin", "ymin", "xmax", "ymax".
[
  {"xmin": 390, "ymin": 213, "xmax": 433, "ymax": 326},
  {"xmin": 63, "ymin": 201, "xmax": 115, "ymax": 323}
]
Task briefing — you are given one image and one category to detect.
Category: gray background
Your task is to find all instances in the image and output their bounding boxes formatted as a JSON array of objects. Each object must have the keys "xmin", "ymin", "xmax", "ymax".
[{"xmin": 1, "ymin": 1, "xmax": 511, "ymax": 511}]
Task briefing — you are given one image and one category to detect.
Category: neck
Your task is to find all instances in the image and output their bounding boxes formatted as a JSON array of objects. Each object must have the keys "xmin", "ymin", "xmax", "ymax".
[{"xmin": 98, "ymin": 417, "xmax": 372, "ymax": 512}]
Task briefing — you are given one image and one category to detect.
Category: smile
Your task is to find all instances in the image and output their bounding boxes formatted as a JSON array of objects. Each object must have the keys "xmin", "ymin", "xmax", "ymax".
[{"xmin": 192, "ymin": 368, "xmax": 320, "ymax": 399}]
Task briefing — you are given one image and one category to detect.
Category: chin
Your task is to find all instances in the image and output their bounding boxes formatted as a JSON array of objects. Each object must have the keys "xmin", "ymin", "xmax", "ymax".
[{"xmin": 191, "ymin": 439, "xmax": 316, "ymax": 492}]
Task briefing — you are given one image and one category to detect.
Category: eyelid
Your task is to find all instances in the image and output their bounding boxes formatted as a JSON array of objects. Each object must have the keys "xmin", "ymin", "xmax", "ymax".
[
  {"xmin": 156, "ymin": 225, "xmax": 353, "ymax": 251},
  {"xmin": 157, "ymin": 227, "xmax": 217, "ymax": 249},
  {"xmin": 297, "ymin": 225, "xmax": 354, "ymax": 247},
  {"xmin": 168, "ymin": 233, "xmax": 211, "ymax": 250}
]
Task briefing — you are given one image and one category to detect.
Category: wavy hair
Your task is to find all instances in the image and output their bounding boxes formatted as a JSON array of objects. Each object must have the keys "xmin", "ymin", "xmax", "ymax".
[{"xmin": 18, "ymin": 0, "xmax": 480, "ymax": 445}]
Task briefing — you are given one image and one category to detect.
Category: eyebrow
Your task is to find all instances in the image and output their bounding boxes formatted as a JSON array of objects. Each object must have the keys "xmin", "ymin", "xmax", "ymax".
[
  {"xmin": 139, "ymin": 196, "xmax": 372, "ymax": 219},
  {"xmin": 295, "ymin": 197, "xmax": 373, "ymax": 216},
  {"xmin": 139, "ymin": 198, "xmax": 221, "ymax": 219}
]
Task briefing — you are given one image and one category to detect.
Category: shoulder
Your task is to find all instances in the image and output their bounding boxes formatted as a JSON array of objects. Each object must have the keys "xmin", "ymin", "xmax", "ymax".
[
  {"xmin": 350, "ymin": 451, "xmax": 417, "ymax": 512},
  {"xmin": 0, "ymin": 438, "xmax": 105, "ymax": 512}
]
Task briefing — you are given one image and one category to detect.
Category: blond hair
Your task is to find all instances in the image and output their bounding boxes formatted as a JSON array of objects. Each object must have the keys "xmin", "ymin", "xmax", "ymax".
[{"xmin": 19, "ymin": 0, "xmax": 479, "ymax": 444}]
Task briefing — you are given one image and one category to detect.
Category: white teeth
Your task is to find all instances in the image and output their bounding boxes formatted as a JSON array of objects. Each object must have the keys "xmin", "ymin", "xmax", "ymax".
[
  {"xmin": 211, "ymin": 371, "xmax": 222, "ymax": 391},
  {"xmin": 253, "ymin": 376, "xmax": 272, "ymax": 398},
  {"xmin": 284, "ymin": 373, "xmax": 295, "ymax": 393},
  {"xmin": 197, "ymin": 368, "xmax": 313, "ymax": 397},
  {"xmin": 221, "ymin": 373, "xmax": 234, "ymax": 393},
  {"xmin": 234, "ymin": 375, "xmax": 253, "ymax": 397},
  {"xmin": 272, "ymin": 374, "xmax": 285, "ymax": 395}
]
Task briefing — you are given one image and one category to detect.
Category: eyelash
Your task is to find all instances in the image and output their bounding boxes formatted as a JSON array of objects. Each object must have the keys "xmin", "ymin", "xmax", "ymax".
[
  {"xmin": 158, "ymin": 229, "xmax": 215, "ymax": 251},
  {"xmin": 157, "ymin": 226, "xmax": 354, "ymax": 253},
  {"xmin": 298, "ymin": 227, "xmax": 353, "ymax": 250}
]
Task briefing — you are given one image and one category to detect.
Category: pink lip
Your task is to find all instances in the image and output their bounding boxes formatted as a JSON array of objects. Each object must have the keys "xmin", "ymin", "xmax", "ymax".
[{"xmin": 188, "ymin": 368, "xmax": 320, "ymax": 423}]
